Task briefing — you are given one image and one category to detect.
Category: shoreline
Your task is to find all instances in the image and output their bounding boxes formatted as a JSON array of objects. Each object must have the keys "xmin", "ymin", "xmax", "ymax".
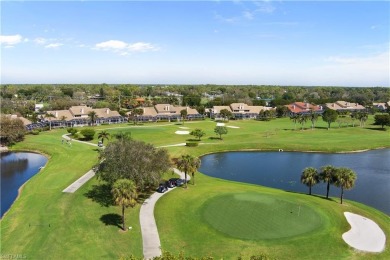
[
  {"xmin": 193, "ymin": 146, "xmax": 389, "ymax": 158},
  {"xmin": 0, "ymin": 151, "xmax": 49, "ymax": 220}
]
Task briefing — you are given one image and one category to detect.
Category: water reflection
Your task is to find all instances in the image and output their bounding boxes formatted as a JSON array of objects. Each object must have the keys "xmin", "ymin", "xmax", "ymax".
[{"xmin": 1, "ymin": 152, "xmax": 47, "ymax": 217}]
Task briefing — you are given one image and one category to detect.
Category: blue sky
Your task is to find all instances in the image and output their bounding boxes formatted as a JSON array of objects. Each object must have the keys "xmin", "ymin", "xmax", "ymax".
[{"xmin": 1, "ymin": 1, "xmax": 389, "ymax": 86}]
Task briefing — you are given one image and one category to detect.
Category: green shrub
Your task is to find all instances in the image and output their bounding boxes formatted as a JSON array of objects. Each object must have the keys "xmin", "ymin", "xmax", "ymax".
[
  {"xmin": 186, "ymin": 142, "xmax": 198, "ymax": 147},
  {"xmin": 31, "ymin": 130, "xmax": 40, "ymax": 135},
  {"xmin": 80, "ymin": 128, "xmax": 95, "ymax": 140},
  {"xmin": 67, "ymin": 127, "xmax": 78, "ymax": 135}
]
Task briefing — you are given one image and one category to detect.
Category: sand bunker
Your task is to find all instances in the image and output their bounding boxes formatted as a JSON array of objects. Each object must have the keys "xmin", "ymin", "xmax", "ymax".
[
  {"xmin": 342, "ymin": 212, "xmax": 386, "ymax": 252},
  {"xmin": 179, "ymin": 127, "xmax": 189, "ymax": 129},
  {"xmin": 216, "ymin": 123, "xmax": 225, "ymax": 126},
  {"xmin": 175, "ymin": 131, "xmax": 190, "ymax": 135},
  {"xmin": 226, "ymin": 126, "xmax": 240, "ymax": 129}
]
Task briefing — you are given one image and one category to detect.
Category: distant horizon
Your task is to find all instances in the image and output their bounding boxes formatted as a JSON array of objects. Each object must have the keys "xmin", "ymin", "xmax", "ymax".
[
  {"xmin": 1, "ymin": 1, "xmax": 389, "ymax": 86},
  {"xmin": 1, "ymin": 82, "xmax": 388, "ymax": 88}
]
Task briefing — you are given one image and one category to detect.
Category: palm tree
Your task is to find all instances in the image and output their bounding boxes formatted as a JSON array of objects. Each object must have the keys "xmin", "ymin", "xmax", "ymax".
[
  {"xmin": 334, "ymin": 167, "xmax": 357, "ymax": 204},
  {"xmin": 60, "ymin": 115, "xmax": 67, "ymax": 127},
  {"xmin": 98, "ymin": 130, "xmax": 110, "ymax": 144},
  {"xmin": 298, "ymin": 114, "xmax": 307, "ymax": 130},
  {"xmin": 88, "ymin": 111, "xmax": 98, "ymax": 126},
  {"xmin": 319, "ymin": 165, "xmax": 337, "ymax": 199},
  {"xmin": 132, "ymin": 108, "xmax": 143, "ymax": 125},
  {"xmin": 290, "ymin": 114, "xmax": 300, "ymax": 130},
  {"xmin": 301, "ymin": 167, "xmax": 319, "ymax": 195},
  {"xmin": 180, "ymin": 109, "xmax": 188, "ymax": 125},
  {"xmin": 111, "ymin": 179, "xmax": 138, "ymax": 231},
  {"xmin": 175, "ymin": 154, "xmax": 201, "ymax": 187},
  {"xmin": 189, "ymin": 156, "xmax": 201, "ymax": 185},
  {"xmin": 309, "ymin": 110, "xmax": 319, "ymax": 130},
  {"xmin": 45, "ymin": 112, "xmax": 56, "ymax": 130}
]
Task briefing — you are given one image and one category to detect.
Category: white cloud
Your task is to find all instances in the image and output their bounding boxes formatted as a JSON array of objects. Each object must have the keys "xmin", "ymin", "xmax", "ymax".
[
  {"xmin": 128, "ymin": 42, "xmax": 160, "ymax": 52},
  {"xmin": 45, "ymin": 43, "xmax": 63, "ymax": 48},
  {"xmin": 95, "ymin": 40, "xmax": 128, "ymax": 50},
  {"xmin": 34, "ymin": 37, "xmax": 47, "ymax": 44},
  {"xmin": 0, "ymin": 34, "xmax": 23, "ymax": 45},
  {"xmin": 94, "ymin": 40, "xmax": 159, "ymax": 55}
]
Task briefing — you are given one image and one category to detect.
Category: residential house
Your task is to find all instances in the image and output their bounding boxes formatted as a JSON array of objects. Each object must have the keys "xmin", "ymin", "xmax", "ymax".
[
  {"xmin": 325, "ymin": 101, "xmax": 366, "ymax": 112},
  {"xmin": 31, "ymin": 105, "xmax": 125, "ymax": 129},
  {"xmin": 211, "ymin": 103, "xmax": 274, "ymax": 119},
  {"xmin": 285, "ymin": 102, "xmax": 324, "ymax": 115},
  {"xmin": 129, "ymin": 104, "xmax": 203, "ymax": 122},
  {"xmin": 373, "ymin": 101, "xmax": 390, "ymax": 112}
]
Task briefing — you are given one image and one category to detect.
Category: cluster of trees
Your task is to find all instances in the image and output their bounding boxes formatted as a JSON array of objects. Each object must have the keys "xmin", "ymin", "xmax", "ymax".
[
  {"xmin": 301, "ymin": 165, "xmax": 357, "ymax": 204},
  {"xmin": 289, "ymin": 109, "xmax": 376, "ymax": 130},
  {"xmin": 94, "ymin": 137, "xmax": 172, "ymax": 230},
  {"xmin": 0, "ymin": 116, "xmax": 26, "ymax": 145},
  {"xmin": 2, "ymin": 84, "xmax": 388, "ymax": 118}
]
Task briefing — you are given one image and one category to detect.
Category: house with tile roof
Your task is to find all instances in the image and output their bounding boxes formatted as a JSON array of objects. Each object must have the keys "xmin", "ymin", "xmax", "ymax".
[
  {"xmin": 211, "ymin": 103, "xmax": 274, "ymax": 119},
  {"xmin": 373, "ymin": 101, "xmax": 390, "ymax": 112},
  {"xmin": 325, "ymin": 101, "xmax": 366, "ymax": 112},
  {"xmin": 36, "ymin": 105, "xmax": 125, "ymax": 129},
  {"xmin": 129, "ymin": 104, "xmax": 203, "ymax": 122},
  {"xmin": 285, "ymin": 102, "xmax": 324, "ymax": 115}
]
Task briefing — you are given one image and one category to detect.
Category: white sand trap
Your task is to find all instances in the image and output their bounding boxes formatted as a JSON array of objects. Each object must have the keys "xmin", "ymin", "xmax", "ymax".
[
  {"xmin": 216, "ymin": 123, "xmax": 225, "ymax": 126},
  {"xmin": 175, "ymin": 131, "xmax": 190, "ymax": 135},
  {"xmin": 179, "ymin": 127, "xmax": 189, "ymax": 129},
  {"xmin": 226, "ymin": 126, "xmax": 240, "ymax": 129},
  {"xmin": 342, "ymin": 212, "xmax": 386, "ymax": 252}
]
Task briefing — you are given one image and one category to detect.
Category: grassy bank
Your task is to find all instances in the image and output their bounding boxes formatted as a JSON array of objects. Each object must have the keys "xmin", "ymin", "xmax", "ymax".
[{"xmin": 1, "ymin": 117, "xmax": 389, "ymax": 259}]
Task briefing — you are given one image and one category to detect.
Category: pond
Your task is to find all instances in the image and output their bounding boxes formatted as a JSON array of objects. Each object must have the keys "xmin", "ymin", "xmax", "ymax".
[
  {"xmin": 1, "ymin": 152, "xmax": 48, "ymax": 218},
  {"xmin": 199, "ymin": 149, "xmax": 390, "ymax": 215}
]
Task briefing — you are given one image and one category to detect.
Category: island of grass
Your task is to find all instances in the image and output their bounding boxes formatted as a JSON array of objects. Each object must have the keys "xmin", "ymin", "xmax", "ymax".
[{"xmin": 1, "ymin": 117, "xmax": 389, "ymax": 259}]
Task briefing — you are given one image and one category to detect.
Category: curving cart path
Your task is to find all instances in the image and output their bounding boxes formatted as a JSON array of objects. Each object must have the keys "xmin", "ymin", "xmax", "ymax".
[
  {"xmin": 60, "ymin": 131, "xmax": 190, "ymax": 259},
  {"xmin": 140, "ymin": 168, "xmax": 188, "ymax": 259}
]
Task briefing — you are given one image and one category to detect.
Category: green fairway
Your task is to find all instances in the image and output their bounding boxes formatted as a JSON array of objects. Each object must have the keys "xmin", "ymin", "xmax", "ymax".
[
  {"xmin": 202, "ymin": 193, "xmax": 323, "ymax": 240},
  {"xmin": 1, "ymin": 117, "xmax": 389, "ymax": 259}
]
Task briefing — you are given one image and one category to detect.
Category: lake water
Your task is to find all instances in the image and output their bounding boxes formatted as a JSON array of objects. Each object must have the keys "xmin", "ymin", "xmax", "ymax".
[
  {"xmin": 199, "ymin": 149, "xmax": 390, "ymax": 215},
  {"xmin": 1, "ymin": 152, "xmax": 48, "ymax": 217}
]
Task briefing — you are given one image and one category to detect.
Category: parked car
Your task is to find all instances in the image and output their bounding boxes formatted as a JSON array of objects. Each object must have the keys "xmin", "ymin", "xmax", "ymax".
[
  {"xmin": 165, "ymin": 180, "xmax": 174, "ymax": 188},
  {"xmin": 170, "ymin": 178, "xmax": 185, "ymax": 186},
  {"xmin": 157, "ymin": 185, "xmax": 168, "ymax": 193}
]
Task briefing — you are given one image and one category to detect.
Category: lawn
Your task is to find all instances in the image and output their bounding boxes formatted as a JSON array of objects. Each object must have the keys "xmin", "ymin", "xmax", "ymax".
[{"xmin": 1, "ymin": 117, "xmax": 389, "ymax": 259}]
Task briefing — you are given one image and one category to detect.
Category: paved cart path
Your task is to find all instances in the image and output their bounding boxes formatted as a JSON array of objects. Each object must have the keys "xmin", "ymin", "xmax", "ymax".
[{"xmin": 140, "ymin": 168, "xmax": 188, "ymax": 259}]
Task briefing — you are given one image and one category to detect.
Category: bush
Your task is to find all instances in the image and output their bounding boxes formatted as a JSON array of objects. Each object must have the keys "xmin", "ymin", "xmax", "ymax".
[
  {"xmin": 186, "ymin": 142, "xmax": 198, "ymax": 147},
  {"xmin": 67, "ymin": 127, "xmax": 78, "ymax": 135},
  {"xmin": 31, "ymin": 130, "xmax": 40, "ymax": 135},
  {"xmin": 80, "ymin": 128, "xmax": 95, "ymax": 140}
]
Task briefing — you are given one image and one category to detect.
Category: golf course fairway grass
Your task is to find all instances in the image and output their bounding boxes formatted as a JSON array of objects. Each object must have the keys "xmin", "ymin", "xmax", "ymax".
[{"xmin": 202, "ymin": 192, "xmax": 323, "ymax": 240}]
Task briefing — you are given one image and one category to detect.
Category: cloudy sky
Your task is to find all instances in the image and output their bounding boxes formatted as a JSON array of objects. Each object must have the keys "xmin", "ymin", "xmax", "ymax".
[{"xmin": 1, "ymin": 0, "xmax": 389, "ymax": 86}]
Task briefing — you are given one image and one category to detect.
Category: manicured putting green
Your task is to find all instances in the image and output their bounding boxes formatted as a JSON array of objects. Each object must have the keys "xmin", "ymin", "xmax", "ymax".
[{"xmin": 202, "ymin": 193, "xmax": 323, "ymax": 240}]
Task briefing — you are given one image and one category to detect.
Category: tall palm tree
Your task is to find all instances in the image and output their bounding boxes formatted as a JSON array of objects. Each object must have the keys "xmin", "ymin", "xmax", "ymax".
[
  {"xmin": 290, "ymin": 114, "xmax": 300, "ymax": 130},
  {"xmin": 180, "ymin": 109, "xmax": 188, "ymax": 125},
  {"xmin": 334, "ymin": 167, "xmax": 357, "ymax": 204},
  {"xmin": 319, "ymin": 165, "xmax": 337, "ymax": 199},
  {"xmin": 98, "ymin": 130, "xmax": 110, "ymax": 144},
  {"xmin": 298, "ymin": 114, "xmax": 308, "ymax": 130},
  {"xmin": 301, "ymin": 167, "xmax": 319, "ymax": 195},
  {"xmin": 175, "ymin": 154, "xmax": 201, "ymax": 187},
  {"xmin": 111, "ymin": 179, "xmax": 138, "ymax": 231},
  {"xmin": 189, "ymin": 156, "xmax": 201, "ymax": 185},
  {"xmin": 45, "ymin": 112, "xmax": 56, "ymax": 130},
  {"xmin": 88, "ymin": 111, "xmax": 98, "ymax": 126},
  {"xmin": 309, "ymin": 110, "xmax": 319, "ymax": 130}
]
